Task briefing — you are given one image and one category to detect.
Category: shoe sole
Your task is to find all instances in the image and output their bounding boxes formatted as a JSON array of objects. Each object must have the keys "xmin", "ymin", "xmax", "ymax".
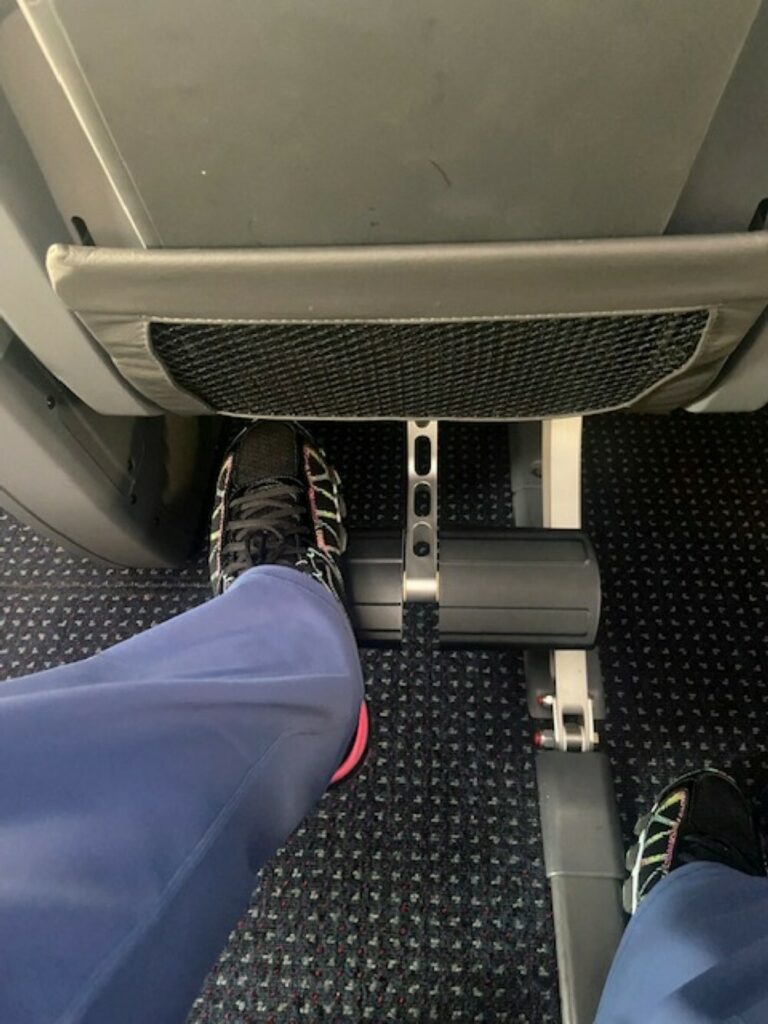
[{"xmin": 330, "ymin": 702, "xmax": 370, "ymax": 787}]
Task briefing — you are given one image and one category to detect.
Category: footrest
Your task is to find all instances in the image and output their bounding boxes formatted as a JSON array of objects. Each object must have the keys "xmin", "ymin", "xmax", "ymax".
[
  {"xmin": 345, "ymin": 531, "xmax": 404, "ymax": 644},
  {"xmin": 346, "ymin": 527, "xmax": 600, "ymax": 648},
  {"xmin": 439, "ymin": 530, "xmax": 600, "ymax": 648}
]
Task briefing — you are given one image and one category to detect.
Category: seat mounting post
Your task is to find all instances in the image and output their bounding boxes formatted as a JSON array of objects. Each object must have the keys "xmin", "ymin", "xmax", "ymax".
[
  {"xmin": 530, "ymin": 417, "xmax": 623, "ymax": 1024},
  {"xmin": 536, "ymin": 417, "xmax": 598, "ymax": 753}
]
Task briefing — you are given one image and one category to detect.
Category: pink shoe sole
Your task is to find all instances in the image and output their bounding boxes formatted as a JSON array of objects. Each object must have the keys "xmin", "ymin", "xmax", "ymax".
[{"xmin": 330, "ymin": 702, "xmax": 370, "ymax": 786}]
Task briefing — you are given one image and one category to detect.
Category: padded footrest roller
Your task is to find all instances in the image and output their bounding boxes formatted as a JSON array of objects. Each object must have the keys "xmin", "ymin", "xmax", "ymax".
[{"xmin": 345, "ymin": 528, "xmax": 600, "ymax": 648}]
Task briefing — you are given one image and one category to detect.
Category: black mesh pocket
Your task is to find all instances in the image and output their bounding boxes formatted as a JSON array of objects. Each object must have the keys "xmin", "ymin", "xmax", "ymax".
[{"xmin": 150, "ymin": 310, "xmax": 708, "ymax": 418}]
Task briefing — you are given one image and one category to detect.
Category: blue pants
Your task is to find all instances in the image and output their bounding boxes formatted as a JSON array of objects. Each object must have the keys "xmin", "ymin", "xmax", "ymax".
[
  {"xmin": 596, "ymin": 864, "xmax": 768, "ymax": 1023},
  {"xmin": 0, "ymin": 566, "xmax": 363, "ymax": 1024},
  {"xmin": 2, "ymin": 565, "xmax": 767, "ymax": 1022}
]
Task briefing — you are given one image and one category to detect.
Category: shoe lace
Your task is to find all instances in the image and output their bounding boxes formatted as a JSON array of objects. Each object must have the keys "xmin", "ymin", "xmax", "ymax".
[{"xmin": 221, "ymin": 479, "xmax": 310, "ymax": 575}]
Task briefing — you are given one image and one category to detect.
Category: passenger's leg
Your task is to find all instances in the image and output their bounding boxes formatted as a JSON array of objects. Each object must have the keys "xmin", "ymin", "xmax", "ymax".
[
  {"xmin": 596, "ymin": 769, "xmax": 768, "ymax": 1023},
  {"xmin": 0, "ymin": 564, "xmax": 363, "ymax": 1024},
  {"xmin": 597, "ymin": 862, "xmax": 768, "ymax": 1023}
]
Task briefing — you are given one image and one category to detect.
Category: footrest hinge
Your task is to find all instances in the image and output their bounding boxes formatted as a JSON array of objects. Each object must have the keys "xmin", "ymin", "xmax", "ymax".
[{"xmin": 534, "ymin": 650, "xmax": 599, "ymax": 752}]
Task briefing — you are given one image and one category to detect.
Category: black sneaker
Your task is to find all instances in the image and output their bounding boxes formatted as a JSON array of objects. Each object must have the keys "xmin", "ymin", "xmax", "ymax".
[
  {"xmin": 624, "ymin": 767, "xmax": 766, "ymax": 914},
  {"xmin": 209, "ymin": 421, "xmax": 347, "ymax": 600},
  {"xmin": 208, "ymin": 420, "xmax": 368, "ymax": 786}
]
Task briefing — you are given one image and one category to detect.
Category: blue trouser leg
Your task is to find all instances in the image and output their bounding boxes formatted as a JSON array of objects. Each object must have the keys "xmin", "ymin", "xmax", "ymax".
[
  {"xmin": 596, "ymin": 862, "xmax": 768, "ymax": 1023},
  {"xmin": 0, "ymin": 566, "xmax": 363, "ymax": 1024}
]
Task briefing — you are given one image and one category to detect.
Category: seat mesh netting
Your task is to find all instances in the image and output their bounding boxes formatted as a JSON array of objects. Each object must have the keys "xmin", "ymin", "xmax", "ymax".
[{"xmin": 150, "ymin": 310, "xmax": 709, "ymax": 418}]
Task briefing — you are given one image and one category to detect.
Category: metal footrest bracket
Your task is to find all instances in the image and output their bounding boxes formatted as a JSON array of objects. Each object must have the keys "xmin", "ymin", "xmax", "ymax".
[
  {"xmin": 534, "ymin": 650, "xmax": 599, "ymax": 752},
  {"xmin": 404, "ymin": 420, "xmax": 439, "ymax": 603}
]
